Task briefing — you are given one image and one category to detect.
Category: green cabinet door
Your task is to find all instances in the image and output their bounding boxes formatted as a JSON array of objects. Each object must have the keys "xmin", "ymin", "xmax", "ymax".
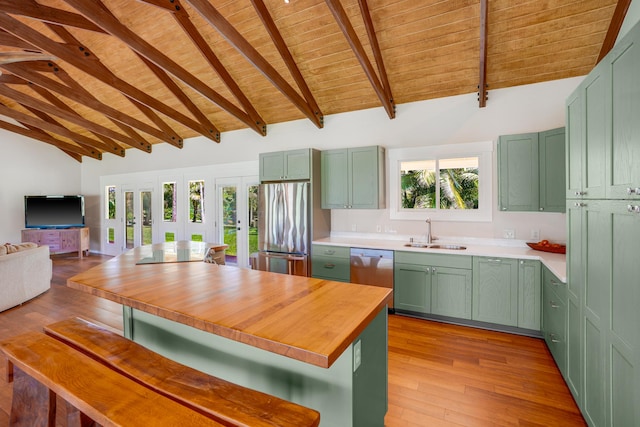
[
  {"xmin": 394, "ymin": 262, "xmax": 431, "ymax": 313},
  {"xmin": 608, "ymin": 29, "xmax": 640, "ymax": 200},
  {"xmin": 608, "ymin": 201, "xmax": 640, "ymax": 427},
  {"xmin": 321, "ymin": 149, "xmax": 349, "ymax": 208},
  {"xmin": 542, "ymin": 266, "xmax": 567, "ymax": 374},
  {"xmin": 498, "ymin": 133, "xmax": 539, "ymax": 211},
  {"xmin": 349, "ymin": 146, "xmax": 385, "ymax": 209},
  {"xmin": 259, "ymin": 149, "xmax": 310, "ymax": 182},
  {"xmin": 472, "ymin": 257, "xmax": 518, "ymax": 326},
  {"xmin": 321, "ymin": 146, "xmax": 385, "ymax": 209},
  {"xmin": 517, "ymin": 260, "xmax": 541, "ymax": 330},
  {"xmin": 539, "ymin": 128, "xmax": 566, "ymax": 212},
  {"xmin": 566, "ymin": 87, "xmax": 584, "ymax": 199},
  {"xmin": 430, "ymin": 266, "xmax": 472, "ymax": 319},
  {"xmin": 582, "ymin": 61, "xmax": 608, "ymax": 200}
]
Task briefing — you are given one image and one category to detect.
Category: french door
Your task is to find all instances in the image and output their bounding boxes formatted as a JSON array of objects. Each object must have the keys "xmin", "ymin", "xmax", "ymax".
[
  {"xmin": 216, "ymin": 177, "xmax": 259, "ymax": 268},
  {"xmin": 123, "ymin": 185, "xmax": 154, "ymax": 250}
]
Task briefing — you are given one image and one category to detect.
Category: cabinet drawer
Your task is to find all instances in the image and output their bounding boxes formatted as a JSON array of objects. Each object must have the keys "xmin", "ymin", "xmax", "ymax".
[
  {"xmin": 311, "ymin": 256, "xmax": 350, "ymax": 282},
  {"xmin": 311, "ymin": 244, "xmax": 350, "ymax": 259},
  {"xmin": 395, "ymin": 251, "xmax": 472, "ymax": 269},
  {"xmin": 543, "ymin": 282, "xmax": 566, "ymax": 371},
  {"xmin": 543, "ymin": 267, "xmax": 566, "ymax": 300}
]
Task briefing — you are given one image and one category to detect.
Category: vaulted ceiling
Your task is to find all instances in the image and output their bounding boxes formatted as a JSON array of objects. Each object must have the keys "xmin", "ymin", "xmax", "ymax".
[{"xmin": 0, "ymin": 0, "xmax": 626, "ymax": 161}]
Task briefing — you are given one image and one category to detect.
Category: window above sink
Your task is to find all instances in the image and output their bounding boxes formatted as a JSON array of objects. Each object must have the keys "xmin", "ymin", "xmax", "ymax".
[{"xmin": 389, "ymin": 141, "xmax": 493, "ymax": 222}]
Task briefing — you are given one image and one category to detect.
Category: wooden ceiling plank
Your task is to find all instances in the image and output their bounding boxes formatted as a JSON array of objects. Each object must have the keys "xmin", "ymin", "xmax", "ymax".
[
  {"xmin": 0, "ymin": 0, "xmax": 107, "ymax": 34},
  {"xmin": 27, "ymin": 81, "xmax": 152, "ymax": 152},
  {"xmin": 598, "ymin": 0, "xmax": 631, "ymax": 63},
  {"xmin": 184, "ymin": 0, "xmax": 321, "ymax": 128},
  {"xmin": 0, "ymin": 103, "xmax": 124, "ymax": 157},
  {"xmin": 250, "ymin": 0, "xmax": 324, "ymax": 127},
  {"xmin": 138, "ymin": 54, "xmax": 221, "ymax": 142},
  {"xmin": 0, "ymin": 119, "xmax": 100, "ymax": 160},
  {"xmin": 0, "ymin": 83, "xmax": 147, "ymax": 153},
  {"xmin": 357, "ymin": 0, "xmax": 395, "ymax": 118},
  {"xmin": 1, "ymin": 62, "xmax": 168, "ymax": 148},
  {"xmin": 324, "ymin": 0, "xmax": 393, "ymax": 119},
  {"xmin": 0, "ymin": 12, "xmax": 200, "ymax": 143},
  {"xmin": 170, "ymin": 10, "xmax": 264, "ymax": 135},
  {"xmin": 63, "ymin": 0, "xmax": 261, "ymax": 136},
  {"xmin": 478, "ymin": 0, "xmax": 488, "ymax": 108}
]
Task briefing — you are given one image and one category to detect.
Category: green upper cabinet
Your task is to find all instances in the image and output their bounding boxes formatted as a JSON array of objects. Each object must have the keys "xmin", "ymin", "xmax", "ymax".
[
  {"xmin": 472, "ymin": 257, "xmax": 519, "ymax": 326},
  {"xmin": 498, "ymin": 128, "xmax": 566, "ymax": 212},
  {"xmin": 259, "ymin": 149, "xmax": 311, "ymax": 182},
  {"xmin": 566, "ymin": 59, "xmax": 608, "ymax": 200},
  {"xmin": 539, "ymin": 128, "xmax": 566, "ymax": 212},
  {"xmin": 608, "ymin": 28, "xmax": 640, "ymax": 200},
  {"xmin": 321, "ymin": 146, "xmax": 385, "ymax": 209}
]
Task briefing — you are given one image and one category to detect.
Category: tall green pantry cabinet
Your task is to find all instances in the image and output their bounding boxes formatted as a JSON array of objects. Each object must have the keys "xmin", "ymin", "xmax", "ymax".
[{"xmin": 565, "ymin": 19, "xmax": 640, "ymax": 427}]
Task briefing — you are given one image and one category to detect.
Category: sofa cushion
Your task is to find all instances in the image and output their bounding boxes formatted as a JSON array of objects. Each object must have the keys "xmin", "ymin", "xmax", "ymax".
[
  {"xmin": 0, "ymin": 245, "xmax": 6, "ymax": 256},
  {"xmin": 3, "ymin": 242, "xmax": 38, "ymax": 254}
]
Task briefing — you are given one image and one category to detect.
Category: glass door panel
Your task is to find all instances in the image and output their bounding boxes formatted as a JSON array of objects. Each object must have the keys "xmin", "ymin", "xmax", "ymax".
[
  {"xmin": 221, "ymin": 185, "xmax": 237, "ymax": 265},
  {"xmin": 141, "ymin": 190, "xmax": 152, "ymax": 245},
  {"xmin": 124, "ymin": 190, "xmax": 134, "ymax": 249},
  {"xmin": 247, "ymin": 184, "xmax": 259, "ymax": 264}
]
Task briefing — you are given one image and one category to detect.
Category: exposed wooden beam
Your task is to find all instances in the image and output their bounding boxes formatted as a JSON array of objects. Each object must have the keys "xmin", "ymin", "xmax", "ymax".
[
  {"xmin": 357, "ymin": 0, "xmax": 394, "ymax": 116},
  {"xmin": 0, "ymin": 84, "xmax": 146, "ymax": 153},
  {"xmin": 64, "ymin": 0, "xmax": 262, "ymax": 136},
  {"xmin": 324, "ymin": 0, "xmax": 394, "ymax": 119},
  {"xmin": 0, "ymin": 12, "xmax": 200, "ymax": 144},
  {"xmin": 44, "ymin": 22, "xmax": 183, "ymax": 148},
  {"xmin": 478, "ymin": 0, "xmax": 488, "ymax": 108},
  {"xmin": 0, "ymin": 29, "xmax": 39, "ymax": 50},
  {"xmin": 20, "ymin": 103, "xmax": 121, "ymax": 156},
  {"xmin": 0, "ymin": 0, "xmax": 107, "ymax": 34},
  {"xmin": 27, "ymin": 81, "xmax": 152, "ymax": 153},
  {"xmin": 0, "ymin": 118, "xmax": 100, "ymax": 160},
  {"xmin": 0, "ymin": 103, "xmax": 124, "ymax": 156},
  {"xmin": 184, "ymin": 0, "xmax": 322, "ymax": 128},
  {"xmin": 0, "ymin": 62, "xmax": 169, "ymax": 147},
  {"xmin": 250, "ymin": 0, "xmax": 323, "ymax": 127},
  {"xmin": 0, "ymin": 51, "xmax": 56, "ymax": 65},
  {"xmin": 598, "ymin": 0, "xmax": 632, "ymax": 63}
]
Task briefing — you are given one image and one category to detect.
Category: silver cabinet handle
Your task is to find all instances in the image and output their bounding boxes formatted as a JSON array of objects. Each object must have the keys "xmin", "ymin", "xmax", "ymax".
[
  {"xmin": 550, "ymin": 279, "xmax": 561, "ymax": 287},
  {"xmin": 324, "ymin": 263, "xmax": 335, "ymax": 269},
  {"xmin": 626, "ymin": 187, "xmax": 640, "ymax": 195},
  {"xmin": 539, "ymin": 207, "xmax": 544, "ymax": 211},
  {"xmin": 550, "ymin": 300, "xmax": 559, "ymax": 309},
  {"xmin": 627, "ymin": 205, "xmax": 640, "ymax": 213},
  {"xmin": 431, "ymin": 267, "xmax": 436, "ymax": 273},
  {"xmin": 487, "ymin": 258, "xmax": 502, "ymax": 263},
  {"xmin": 424, "ymin": 267, "xmax": 431, "ymax": 274},
  {"xmin": 550, "ymin": 333, "xmax": 560, "ymax": 343},
  {"xmin": 574, "ymin": 191, "xmax": 586, "ymax": 196},
  {"xmin": 324, "ymin": 250, "xmax": 335, "ymax": 255},
  {"xmin": 574, "ymin": 202, "xmax": 586, "ymax": 207}
]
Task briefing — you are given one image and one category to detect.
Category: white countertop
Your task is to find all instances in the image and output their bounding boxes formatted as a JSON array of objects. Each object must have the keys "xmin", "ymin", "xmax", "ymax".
[{"xmin": 313, "ymin": 234, "xmax": 567, "ymax": 282}]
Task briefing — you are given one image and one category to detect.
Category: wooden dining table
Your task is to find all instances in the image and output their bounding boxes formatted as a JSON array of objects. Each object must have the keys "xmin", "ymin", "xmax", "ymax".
[{"xmin": 67, "ymin": 242, "xmax": 392, "ymax": 427}]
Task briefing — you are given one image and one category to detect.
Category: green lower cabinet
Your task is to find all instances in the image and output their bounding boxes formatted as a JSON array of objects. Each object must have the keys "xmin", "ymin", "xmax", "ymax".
[
  {"xmin": 394, "ymin": 263, "xmax": 431, "ymax": 313},
  {"xmin": 311, "ymin": 244, "xmax": 350, "ymax": 282},
  {"xmin": 542, "ymin": 271, "xmax": 567, "ymax": 373},
  {"xmin": 517, "ymin": 260, "xmax": 541, "ymax": 330},
  {"xmin": 430, "ymin": 267, "xmax": 472, "ymax": 319},
  {"xmin": 472, "ymin": 257, "xmax": 518, "ymax": 326}
]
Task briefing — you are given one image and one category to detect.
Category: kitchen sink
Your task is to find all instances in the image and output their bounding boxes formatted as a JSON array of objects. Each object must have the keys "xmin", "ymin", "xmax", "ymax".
[{"xmin": 403, "ymin": 243, "xmax": 467, "ymax": 250}]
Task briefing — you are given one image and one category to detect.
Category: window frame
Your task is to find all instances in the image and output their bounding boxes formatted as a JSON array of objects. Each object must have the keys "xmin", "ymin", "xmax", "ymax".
[{"xmin": 389, "ymin": 141, "xmax": 493, "ymax": 222}]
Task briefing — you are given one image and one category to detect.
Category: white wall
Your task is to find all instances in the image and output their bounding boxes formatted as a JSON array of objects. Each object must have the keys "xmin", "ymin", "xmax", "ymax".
[
  {"xmin": 0, "ymin": 129, "xmax": 82, "ymax": 243},
  {"xmin": 81, "ymin": 76, "xmax": 585, "ymax": 249}
]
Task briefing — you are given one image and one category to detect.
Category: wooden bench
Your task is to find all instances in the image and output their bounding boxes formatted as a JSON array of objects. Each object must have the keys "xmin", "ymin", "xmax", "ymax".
[{"xmin": 1, "ymin": 317, "xmax": 320, "ymax": 427}]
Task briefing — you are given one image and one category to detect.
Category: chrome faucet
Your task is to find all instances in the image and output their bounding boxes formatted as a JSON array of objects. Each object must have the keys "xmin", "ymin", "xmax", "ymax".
[{"xmin": 425, "ymin": 218, "xmax": 432, "ymax": 244}]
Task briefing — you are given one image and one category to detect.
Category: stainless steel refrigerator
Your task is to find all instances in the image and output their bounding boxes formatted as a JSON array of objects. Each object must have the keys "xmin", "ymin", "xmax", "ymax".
[{"xmin": 255, "ymin": 182, "xmax": 310, "ymax": 276}]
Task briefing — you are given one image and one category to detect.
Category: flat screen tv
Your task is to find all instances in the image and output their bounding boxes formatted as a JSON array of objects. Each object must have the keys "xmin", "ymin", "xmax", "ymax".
[{"xmin": 24, "ymin": 195, "xmax": 85, "ymax": 229}]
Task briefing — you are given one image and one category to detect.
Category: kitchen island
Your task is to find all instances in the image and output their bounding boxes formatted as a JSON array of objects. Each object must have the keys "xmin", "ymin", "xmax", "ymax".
[{"xmin": 67, "ymin": 243, "xmax": 392, "ymax": 427}]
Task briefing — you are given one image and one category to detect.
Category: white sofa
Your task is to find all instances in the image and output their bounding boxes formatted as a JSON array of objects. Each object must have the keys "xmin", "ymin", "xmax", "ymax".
[{"xmin": 0, "ymin": 243, "xmax": 52, "ymax": 312}]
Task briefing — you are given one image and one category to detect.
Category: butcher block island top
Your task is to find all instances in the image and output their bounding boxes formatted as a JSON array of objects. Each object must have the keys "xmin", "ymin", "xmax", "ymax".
[{"xmin": 67, "ymin": 243, "xmax": 392, "ymax": 369}]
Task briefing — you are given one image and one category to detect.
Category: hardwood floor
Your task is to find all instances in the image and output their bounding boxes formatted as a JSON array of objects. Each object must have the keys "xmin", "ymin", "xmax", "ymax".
[{"xmin": 0, "ymin": 255, "xmax": 585, "ymax": 427}]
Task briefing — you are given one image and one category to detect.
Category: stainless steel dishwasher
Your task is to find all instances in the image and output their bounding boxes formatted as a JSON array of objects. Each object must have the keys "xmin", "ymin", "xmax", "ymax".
[{"xmin": 350, "ymin": 248, "xmax": 394, "ymax": 309}]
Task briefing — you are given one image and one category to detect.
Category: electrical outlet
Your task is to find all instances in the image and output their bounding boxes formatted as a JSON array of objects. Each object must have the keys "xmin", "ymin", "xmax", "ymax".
[
  {"xmin": 351, "ymin": 224, "xmax": 357, "ymax": 232},
  {"xmin": 353, "ymin": 340, "xmax": 362, "ymax": 371},
  {"xmin": 376, "ymin": 225, "xmax": 382, "ymax": 232},
  {"xmin": 503, "ymin": 229, "xmax": 515, "ymax": 239},
  {"xmin": 531, "ymin": 229, "xmax": 540, "ymax": 240}
]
